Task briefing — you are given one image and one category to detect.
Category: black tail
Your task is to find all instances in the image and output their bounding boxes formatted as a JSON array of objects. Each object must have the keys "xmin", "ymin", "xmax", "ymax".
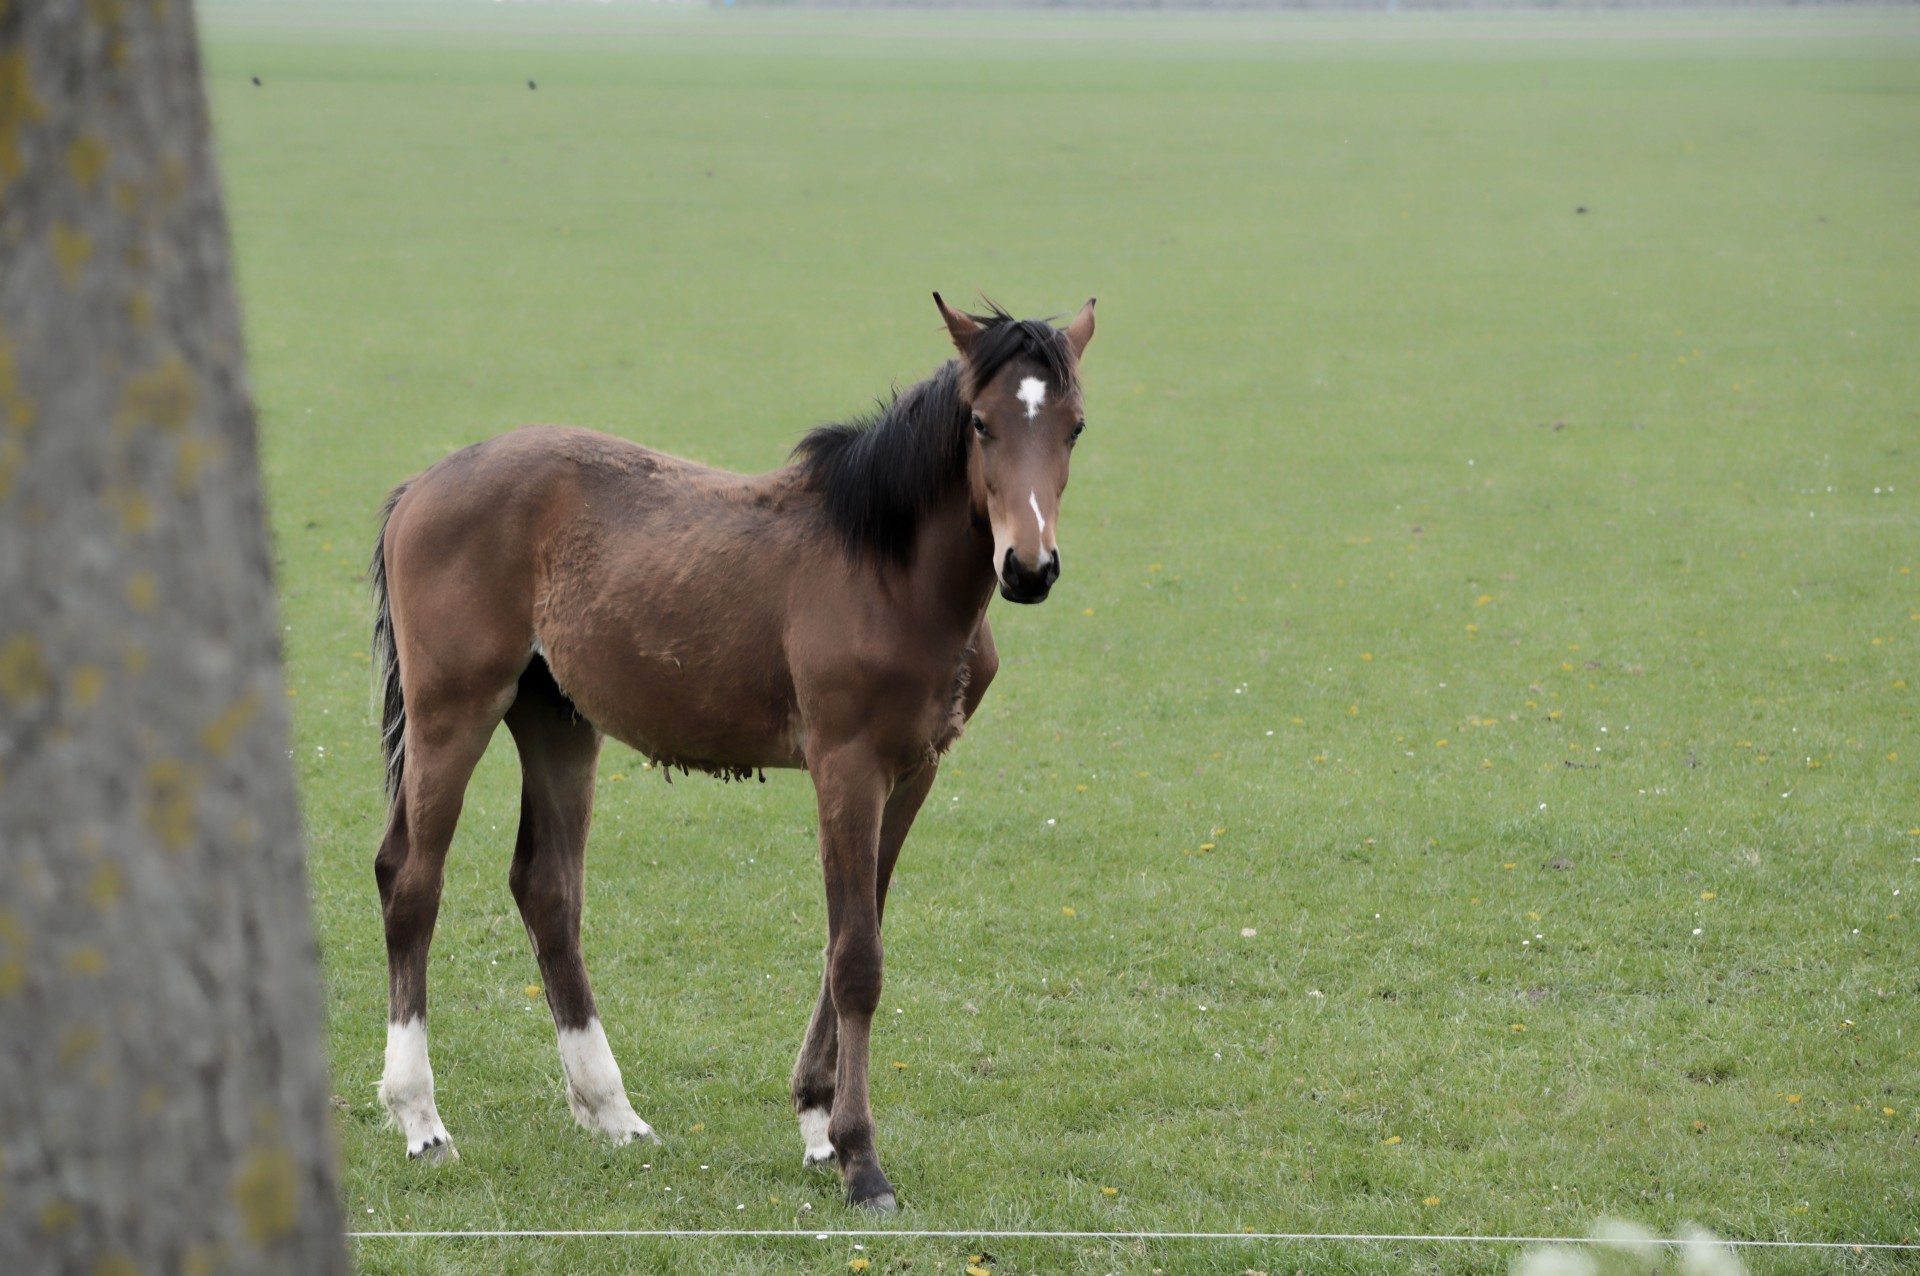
[{"xmin": 370, "ymin": 484, "xmax": 410, "ymax": 801}]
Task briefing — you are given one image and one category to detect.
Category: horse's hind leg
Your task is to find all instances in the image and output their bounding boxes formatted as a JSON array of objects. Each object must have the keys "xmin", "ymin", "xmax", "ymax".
[
  {"xmin": 376, "ymin": 698, "xmax": 506, "ymax": 1163},
  {"xmin": 505, "ymin": 662, "xmax": 654, "ymax": 1146}
]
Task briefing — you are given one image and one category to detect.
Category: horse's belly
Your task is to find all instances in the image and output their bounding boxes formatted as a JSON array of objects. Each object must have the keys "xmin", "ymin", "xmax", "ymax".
[{"xmin": 546, "ymin": 646, "xmax": 805, "ymax": 775}]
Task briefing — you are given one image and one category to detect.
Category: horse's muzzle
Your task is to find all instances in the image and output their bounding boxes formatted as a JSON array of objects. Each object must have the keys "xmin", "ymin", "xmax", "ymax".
[{"xmin": 999, "ymin": 547, "xmax": 1060, "ymax": 605}]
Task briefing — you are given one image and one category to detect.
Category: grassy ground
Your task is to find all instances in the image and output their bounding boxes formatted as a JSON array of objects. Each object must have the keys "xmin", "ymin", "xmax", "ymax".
[{"xmin": 201, "ymin": 4, "xmax": 1920, "ymax": 1272}]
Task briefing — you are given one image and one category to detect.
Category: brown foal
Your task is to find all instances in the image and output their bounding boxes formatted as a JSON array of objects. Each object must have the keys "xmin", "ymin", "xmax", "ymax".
[{"xmin": 369, "ymin": 295, "xmax": 1094, "ymax": 1209}]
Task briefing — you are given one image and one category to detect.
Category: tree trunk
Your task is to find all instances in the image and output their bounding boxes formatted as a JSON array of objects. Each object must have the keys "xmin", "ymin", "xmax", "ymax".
[{"xmin": 0, "ymin": 2, "xmax": 347, "ymax": 1272}]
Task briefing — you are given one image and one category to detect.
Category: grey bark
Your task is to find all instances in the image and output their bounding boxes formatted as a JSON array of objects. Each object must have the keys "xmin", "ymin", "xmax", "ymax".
[{"xmin": 0, "ymin": 1, "xmax": 347, "ymax": 1272}]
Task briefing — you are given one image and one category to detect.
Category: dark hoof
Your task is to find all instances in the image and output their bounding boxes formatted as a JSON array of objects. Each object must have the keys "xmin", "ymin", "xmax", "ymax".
[
  {"xmin": 409, "ymin": 1136, "xmax": 457, "ymax": 1165},
  {"xmin": 803, "ymin": 1147, "xmax": 837, "ymax": 1168},
  {"xmin": 846, "ymin": 1163, "xmax": 896, "ymax": 1211}
]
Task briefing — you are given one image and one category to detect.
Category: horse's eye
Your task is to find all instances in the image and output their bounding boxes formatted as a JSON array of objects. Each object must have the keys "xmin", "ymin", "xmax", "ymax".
[
  {"xmin": 1070, "ymin": 420, "xmax": 1087, "ymax": 442},
  {"xmin": 972, "ymin": 415, "xmax": 991, "ymax": 440}
]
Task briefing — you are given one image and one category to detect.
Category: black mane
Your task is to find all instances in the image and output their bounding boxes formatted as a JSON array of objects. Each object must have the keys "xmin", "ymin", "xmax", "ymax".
[{"xmin": 793, "ymin": 305, "xmax": 1076, "ymax": 566}]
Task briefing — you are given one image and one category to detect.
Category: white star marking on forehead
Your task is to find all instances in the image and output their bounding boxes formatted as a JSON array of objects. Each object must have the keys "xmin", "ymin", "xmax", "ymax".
[{"xmin": 1016, "ymin": 377, "xmax": 1047, "ymax": 421}]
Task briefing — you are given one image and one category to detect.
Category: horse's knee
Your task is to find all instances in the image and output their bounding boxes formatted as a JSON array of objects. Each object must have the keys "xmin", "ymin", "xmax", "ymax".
[{"xmin": 828, "ymin": 931, "xmax": 884, "ymax": 1017}]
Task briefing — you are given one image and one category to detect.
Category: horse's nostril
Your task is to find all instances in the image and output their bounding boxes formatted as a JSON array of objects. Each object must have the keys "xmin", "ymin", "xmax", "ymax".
[{"xmin": 1043, "ymin": 551, "xmax": 1061, "ymax": 586}]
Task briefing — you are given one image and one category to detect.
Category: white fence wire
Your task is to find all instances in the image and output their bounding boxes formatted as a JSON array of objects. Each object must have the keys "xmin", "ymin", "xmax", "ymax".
[{"xmin": 347, "ymin": 1226, "xmax": 1918, "ymax": 1251}]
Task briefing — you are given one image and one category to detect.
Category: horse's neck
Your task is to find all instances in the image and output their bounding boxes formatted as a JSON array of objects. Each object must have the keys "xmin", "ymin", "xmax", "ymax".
[{"xmin": 904, "ymin": 486, "xmax": 998, "ymax": 635}]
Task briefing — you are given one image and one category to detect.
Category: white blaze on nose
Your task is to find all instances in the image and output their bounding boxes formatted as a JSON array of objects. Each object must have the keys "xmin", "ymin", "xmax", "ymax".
[
  {"xmin": 1016, "ymin": 377, "xmax": 1047, "ymax": 420},
  {"xmin": 1028, "ymin": 490, "xmax": 1047, "ymax": 537}
]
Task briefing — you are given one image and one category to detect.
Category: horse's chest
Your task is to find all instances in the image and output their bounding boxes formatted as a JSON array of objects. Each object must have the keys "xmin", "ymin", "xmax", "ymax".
[
  {"xmin": 926, "ymin": 655, "xmax": 973, "ymax": 759},
  {"xmin": 810, "ymin": 648, "xmax": 975, "ymax": 767}
]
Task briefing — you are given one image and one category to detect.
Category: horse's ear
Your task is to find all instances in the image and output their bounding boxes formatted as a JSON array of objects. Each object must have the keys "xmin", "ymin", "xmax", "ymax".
[
  {"xmin": 1065, "ymin": 297, "xmax": 1096, "ymax": 360},
  {"xmin": 933, "ymin": 291, "xmax": 979, "ymax": 357}
]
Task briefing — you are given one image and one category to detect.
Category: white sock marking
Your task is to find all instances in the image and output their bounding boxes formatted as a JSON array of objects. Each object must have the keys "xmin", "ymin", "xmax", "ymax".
[
  {"xmin": 379, "ymin": 1018, "xmax": 456, "ymax": 1159},
  {"xmin": 557, "ymin": 1018, "xmax": 654, "ymax": 1145},
  {"xmin": 799, "ymin": 1105, "xmax": 835, "ymax": 1166},
  {"xmin": 1016, "ymin": 376, "xmax": 1047, "ymax": 420},
  {"xmin": 1027, "ymin": 490, "xmax": 1047, "ymax": 538}
]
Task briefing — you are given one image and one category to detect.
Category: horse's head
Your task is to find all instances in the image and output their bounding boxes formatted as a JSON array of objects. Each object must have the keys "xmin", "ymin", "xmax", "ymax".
[{"xmin": 935, "ymin": 293, "xmax": 1096, "ymax": 605}]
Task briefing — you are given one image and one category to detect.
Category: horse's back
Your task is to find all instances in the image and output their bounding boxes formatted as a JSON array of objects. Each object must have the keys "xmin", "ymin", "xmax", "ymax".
[
  {"xmin": 395, "ymin": 426, "xmax": 692, "ymax": 516},
  {"xmin": 388, "ymin": 425, "xmax": 776, "ymax": 569},
  {"xmin": 385, "ymin": 425, "xmax": 824, "ymax": 771}
]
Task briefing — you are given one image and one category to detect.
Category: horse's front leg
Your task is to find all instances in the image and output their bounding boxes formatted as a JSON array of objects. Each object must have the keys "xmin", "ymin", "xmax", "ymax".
[
  {"xmin": 791, "ymin": 761, "xmax": 939, "ymax": 1172},
  {"xmin": 800, "ymin": 740, "xmax": 911, "ymax": 1210}
]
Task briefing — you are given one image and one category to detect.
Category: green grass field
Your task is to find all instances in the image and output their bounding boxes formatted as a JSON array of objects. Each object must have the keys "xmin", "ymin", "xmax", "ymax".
[{"xmin": 201, "ymin": 4, "xmax": 1920, "ymax": 1272}]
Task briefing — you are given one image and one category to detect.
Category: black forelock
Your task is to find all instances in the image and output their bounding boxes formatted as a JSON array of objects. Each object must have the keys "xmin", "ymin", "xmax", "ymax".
[{"xmin": 961, "ymin": 300, "xmax": 1079, "ymax": 396}]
